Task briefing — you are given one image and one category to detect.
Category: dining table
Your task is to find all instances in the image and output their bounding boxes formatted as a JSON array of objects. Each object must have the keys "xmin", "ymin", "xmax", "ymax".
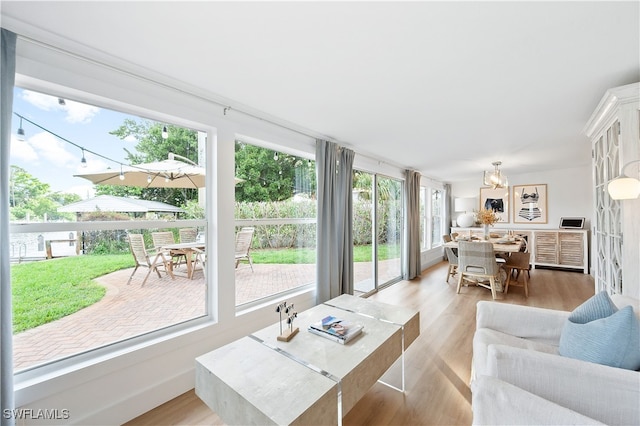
[
  {"xmin": 161, "ymin": 241, "xmax": 205, "ymax": 279},
  {"xmin": 444, "ymin": 237, "xmax": 524, "ymax": 254}
]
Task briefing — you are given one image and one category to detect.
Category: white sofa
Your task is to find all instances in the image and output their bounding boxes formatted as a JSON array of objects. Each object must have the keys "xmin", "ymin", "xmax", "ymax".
[{"xmin": 471, "ymin": 295, "xmax": 640, "ymax": 425}]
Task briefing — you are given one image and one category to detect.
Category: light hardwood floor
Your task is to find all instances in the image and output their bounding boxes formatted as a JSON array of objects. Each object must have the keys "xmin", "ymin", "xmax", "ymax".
[{"xmin": 125, "ymin": 261, "xmax": 595, "ymax": 426}]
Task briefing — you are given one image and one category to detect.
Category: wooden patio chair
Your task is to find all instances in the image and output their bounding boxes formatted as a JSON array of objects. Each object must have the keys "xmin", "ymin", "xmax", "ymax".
[
  {"xmin": 235, "ymin": 227, "xmax": 255, "ymax": 272},
  {"xmin": 152, "ymin": 231, "xmax": 184, "ymax": 271},
  {"xmin": 127, "ymin": 233, "xmax": 175, "ymax": 286},
  {"xmin": 179, "ymin": 228, "xmax": 198, "ymax": 243}
]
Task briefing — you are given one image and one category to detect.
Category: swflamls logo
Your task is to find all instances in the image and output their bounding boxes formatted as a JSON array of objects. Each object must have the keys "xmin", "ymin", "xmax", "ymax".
[{"xmin": 3, "ymin": 408, "xmax": 70, "ymax": 420}]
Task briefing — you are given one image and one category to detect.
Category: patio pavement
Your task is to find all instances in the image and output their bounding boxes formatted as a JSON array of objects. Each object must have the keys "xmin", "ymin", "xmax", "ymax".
[{"xmin": 13, "ymin": 259, "xmax": 400, "ymax": 371}]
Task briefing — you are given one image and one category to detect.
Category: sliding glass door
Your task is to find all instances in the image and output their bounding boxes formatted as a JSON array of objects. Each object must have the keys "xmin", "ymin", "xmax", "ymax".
[{"xmin": 352, "ymin": 171, "xmax": 403, "ymax": 294}]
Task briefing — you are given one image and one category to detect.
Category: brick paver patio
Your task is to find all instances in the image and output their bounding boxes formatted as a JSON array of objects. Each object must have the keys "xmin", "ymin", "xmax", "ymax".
[{"xmin": 13, "ymin": 259, "xmax": 400, "ymax": 370}]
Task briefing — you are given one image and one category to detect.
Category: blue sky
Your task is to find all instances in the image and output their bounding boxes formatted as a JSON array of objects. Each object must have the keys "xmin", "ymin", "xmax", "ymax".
[{"xmin": 10, "ymin": 87, "xmax": 144, "ymax": 199}]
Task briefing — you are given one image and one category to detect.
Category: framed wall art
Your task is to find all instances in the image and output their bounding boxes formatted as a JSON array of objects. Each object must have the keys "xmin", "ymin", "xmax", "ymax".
[
  {"xmin": 513, "ymin": 184, "xmax": 548, "ymax": 224},
  {"xmin": 479, "ymin": 187, "xmax": 509, "ymax": 223}
]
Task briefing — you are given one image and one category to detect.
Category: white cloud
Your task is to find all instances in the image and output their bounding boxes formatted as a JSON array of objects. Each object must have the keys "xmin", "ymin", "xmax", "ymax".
[
  {"xmin": 29, "ymin": 131, "xmax": 78, "ymax": 169},
  {"xmin": 123, "ymin": 135, "xmax": 138, "ymax": 143},
  {"xmin": 10, "ymin": 135, "xmax": 38, "ymax": 162},
  {"xmin": 65, "ymin": 185, "xmax": 96, "ymax": 200},
  {"xmin": 21, "ymin": 90, "xmax": 100, "ymax": 124},
  {"xmin": 64, "ymin": 100, "xmax": 99, "ymax": 124}
]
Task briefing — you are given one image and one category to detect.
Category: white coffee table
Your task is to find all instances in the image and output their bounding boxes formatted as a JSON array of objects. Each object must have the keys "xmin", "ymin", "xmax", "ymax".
[{"xmin": 196, "ymin": 294, "xmax": 420, "ymax": 425}]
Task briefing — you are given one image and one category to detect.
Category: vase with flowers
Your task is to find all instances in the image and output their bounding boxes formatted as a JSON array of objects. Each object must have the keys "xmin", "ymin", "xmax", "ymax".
[{"xmin": 476, "ymin": 208, "xmax": 499, "ymax": 240}]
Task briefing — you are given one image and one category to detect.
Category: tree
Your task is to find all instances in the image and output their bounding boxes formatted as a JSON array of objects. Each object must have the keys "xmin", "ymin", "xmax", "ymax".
[
  {"xmin": 234, "ymin": 141, "xmax": 316, "ymax": 202},
  {"xmin": 104, "ymin": 120, "xmax": 200, "ymax": 206},
  {"xmin": 9, "ymin": 166, "xmax": 80, "ymax": 221}
]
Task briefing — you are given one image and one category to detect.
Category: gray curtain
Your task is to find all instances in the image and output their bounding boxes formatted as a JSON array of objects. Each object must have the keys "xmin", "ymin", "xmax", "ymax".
[
  {"xmin": 444, "ymin": 183, "xmax": 452, "ymax": 233},
  {"xmin": 1, "ymin": 28, "xmax": 17, "ymax": 426},
  {"xmin": 316, "ymin": 139, "xmax": 354, "ymax": 303},
  {"xmin": 403, "ymin": 169, "xmax": 421, "ymax": 279}
]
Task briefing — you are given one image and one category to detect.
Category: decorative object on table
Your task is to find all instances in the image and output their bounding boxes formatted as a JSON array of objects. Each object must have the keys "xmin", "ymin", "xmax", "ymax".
[
  {"xmin": 607, "ymin": 159, "xmax": 640, "ymax": 200},
  {"xmin": 276, "ymin": 301, "xmax": 299, "ymax": 342},
  {"xmin": 482, "ymin": 161, "xmax": 508, "ymax": 189},
  {"xmin": 476, "ymin": 208, "xmax": 499, "ymax": 240},
  {"xmin": 308, "ymin": 315, "xmax": 363, "ymax": 344},
  {"xmin": 454, "ymin": 197, "xmax": 477, "ymax": 228},
  {"xmin": 479, "ymin": 187, "xmax": 509, "ymax": 223},
  {"xmin": 512, "ymin": 184, "xmax": 547, "ymax": 224}
]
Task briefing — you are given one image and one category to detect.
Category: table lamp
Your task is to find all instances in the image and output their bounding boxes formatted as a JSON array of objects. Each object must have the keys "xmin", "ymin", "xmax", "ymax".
[{"xmin": 455, "ymin": 197, "xmax": 477, "ymax": 228}]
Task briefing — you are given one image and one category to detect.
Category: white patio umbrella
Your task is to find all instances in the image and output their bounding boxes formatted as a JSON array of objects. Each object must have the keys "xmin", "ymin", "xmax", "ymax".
[{"xmin": 75, "ymin": 153, "xmax": 206, "ymax": 189}]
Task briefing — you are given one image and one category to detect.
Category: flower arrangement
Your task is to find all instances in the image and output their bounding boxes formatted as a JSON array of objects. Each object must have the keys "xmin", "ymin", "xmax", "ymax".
[{"xmin": 476, "ymin": 208, "xmax": 499, "ymax": 226}]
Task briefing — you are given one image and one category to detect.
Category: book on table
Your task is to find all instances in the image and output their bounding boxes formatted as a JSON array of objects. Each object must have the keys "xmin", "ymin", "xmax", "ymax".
[{"xmin": 308, "ymin": 315, "xmax": 363, "ymax": 344}]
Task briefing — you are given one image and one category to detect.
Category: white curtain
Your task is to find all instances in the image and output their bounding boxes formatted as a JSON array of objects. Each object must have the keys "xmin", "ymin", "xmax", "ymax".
[
  {"xmin": 1, "ymin": 28, "xmax": 17, "ymax": 426},
  {"xmin": 316, "ymin": 139, "xmax": 354, "ymax": 303},
  {"xmin": 403, "ymin": 169, "xmax": 422, "ymax": 279}
]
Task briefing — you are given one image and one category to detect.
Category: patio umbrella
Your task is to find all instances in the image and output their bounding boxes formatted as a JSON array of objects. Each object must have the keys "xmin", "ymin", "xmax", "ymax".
[{"xmin": 75, "ymin": 153, "xmax": 206, "ymax": 189}]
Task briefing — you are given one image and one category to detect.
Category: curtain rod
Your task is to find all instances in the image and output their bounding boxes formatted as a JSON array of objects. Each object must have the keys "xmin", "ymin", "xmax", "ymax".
[
  {"xmin": 16, "ymin": 33, "xmax": 333, "ymax": 143},
  {"xmin": 16, "ymin": 32, "xmax": 406, "ymax": 171}
]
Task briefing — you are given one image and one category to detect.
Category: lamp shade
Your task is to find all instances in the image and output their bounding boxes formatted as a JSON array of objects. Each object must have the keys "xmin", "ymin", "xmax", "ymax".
[
  {"xmin": 608, "ymin": 177, "xmax": 640, "ymax": 200},
  {"xmin": 454, "ymin": 197, "xmax": 476, "ymax": 212}
]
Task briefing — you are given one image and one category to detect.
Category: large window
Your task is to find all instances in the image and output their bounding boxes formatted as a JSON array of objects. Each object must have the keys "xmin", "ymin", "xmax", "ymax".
[
  {"xmin": 9, "ymin": 87, "xmax": 208, "ymax": 371},
  {"xmin": 234, "ymin": 140, "xmax": 316, "ymax": 306},
  {"xmin": 420, "ymin": 186, "xmax": 444, "ymax": 250}
]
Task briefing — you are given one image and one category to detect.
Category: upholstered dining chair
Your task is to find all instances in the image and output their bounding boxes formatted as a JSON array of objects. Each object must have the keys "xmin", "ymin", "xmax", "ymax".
[
  {"xmin": 456, "ymin": 241, "xmax": 503, "ymax": 299},
  {"xmin": 445, "ymin": 246, "xmax": 459, "ymax": 283},
  {"xmin": 127, "ymin": 233, "xmax": 175, "ymax": 286}
]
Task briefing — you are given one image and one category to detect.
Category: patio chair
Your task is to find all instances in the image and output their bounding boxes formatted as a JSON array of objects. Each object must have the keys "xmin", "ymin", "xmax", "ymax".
[
  {"xmin": 151, "ymin": 231, "xmax": 184, "ymax": 270},
  {"xmin": 235, "ymin": 227, "xmax": 255, "ymax": 272},
  {"xmin": 179, "ymin": 228, "xmax": 198, "ymax": 243},
  {"xmin": 456, "ymin": 241, "xmax": 504, "ymax": 299},
  {"xmin": 127, "ymin": 234, "xmax": 175, "ymax": 286}
]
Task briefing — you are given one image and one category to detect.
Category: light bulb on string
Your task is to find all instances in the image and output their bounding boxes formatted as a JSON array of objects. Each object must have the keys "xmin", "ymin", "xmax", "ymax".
[
  {"xmin": 17, "ymin": 117, "xmax": 25, "ymax": 141},
  {"xmin": 274, "ymin": 152, "xmax": 279, "ymax": 161},
  {"xmin": 80, "ymin": 149, "xmax": 87, "ymax": 168},
  {"xmin": 119, "ymin": 165, "xmax": 125, "ymax": 181},
  {"xmin": 162, "ymin": 126, "xmax": 169, "ymax": 139},
  {"xmin": 147, "ymin": 174, "xmax": 152, "ymax": 184}
]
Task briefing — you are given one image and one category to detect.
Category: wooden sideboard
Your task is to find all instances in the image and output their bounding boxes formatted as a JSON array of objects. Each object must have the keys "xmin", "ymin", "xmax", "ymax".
[{"xmin": 451, "ymin": 227, "xmax": 589, "ymax": 274}]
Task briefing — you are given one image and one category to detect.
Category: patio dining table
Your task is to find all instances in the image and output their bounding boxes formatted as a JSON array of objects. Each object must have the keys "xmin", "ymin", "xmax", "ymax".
[{"xmin": 161, "ymin": 241, "xmax": 205, "ymax": 279}]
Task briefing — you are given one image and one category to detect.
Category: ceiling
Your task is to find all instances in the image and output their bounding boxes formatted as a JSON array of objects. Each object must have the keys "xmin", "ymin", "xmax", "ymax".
[{"xmin": 2, "ymin": 1, "xmax": 639, "ymax": 182}]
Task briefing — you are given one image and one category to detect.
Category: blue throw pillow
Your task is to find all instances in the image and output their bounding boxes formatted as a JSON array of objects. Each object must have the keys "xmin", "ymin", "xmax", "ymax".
[{"xmin": 559, "ymin": 291, "xmax": 640, "ymax": 370}]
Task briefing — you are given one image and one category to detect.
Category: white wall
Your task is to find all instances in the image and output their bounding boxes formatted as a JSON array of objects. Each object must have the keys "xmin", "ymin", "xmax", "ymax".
[{"xmin": 450, "ymin": 165, "xmax": 593, "ymax": 231}]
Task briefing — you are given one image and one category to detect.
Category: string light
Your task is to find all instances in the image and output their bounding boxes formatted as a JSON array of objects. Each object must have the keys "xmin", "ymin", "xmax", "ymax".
[
  {"xmin": 147, "ymin": 174, "xmax": 152, "ymax": 184},
  {"xmin": 80, "ymin": 149, "xmax": 87, "ymax": 168},
  {"xmin": 274, "ymin": 152, "xmax": 278, "ymax": 161},
  {"xmin": 162, "ymin": 126, "xmax": 168, "ymax": 139},
  {"xmin": 16, "ymin": 117, "xmax": 25, "ymax": 141},
  {"xmin": 12, "ymin": 112, "xmax": 170, "ymax": 177}
]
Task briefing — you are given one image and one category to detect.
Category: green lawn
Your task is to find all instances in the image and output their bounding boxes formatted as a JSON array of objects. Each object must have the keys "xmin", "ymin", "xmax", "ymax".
[
  {"xmin": 10, "ymin": 245, "xmax": 400, "ymax": 332},
  {"xmin": 251, "ymin": 244, "xmax": 400, "ymax": 263},
  {"xmin": 11, "ymin": 254, "xmax": 134, "ymax": 333}
]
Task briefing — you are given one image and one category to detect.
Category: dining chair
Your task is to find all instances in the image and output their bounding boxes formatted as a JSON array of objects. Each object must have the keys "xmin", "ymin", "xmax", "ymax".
[
  {"xmin": 445, "ymin": 246, "xmax": 458, "ymax": 283},
  {"xmin": 443, "ymin": 234, "xmax": 452, "ymax": 243},
  {"xmin": 456, "ymin": 241, "xmax": 504, "ymax": 299},
  {"xmin": 126, "ymin": 233, "xmax": 175, "ymax": 286},
  {"xmin": 235, "ymin": 227, "xmax": 255, "ymax": 272},
  {"xmin": 503, "ymin": 252, "xmax": 531, "ymax": 298}
]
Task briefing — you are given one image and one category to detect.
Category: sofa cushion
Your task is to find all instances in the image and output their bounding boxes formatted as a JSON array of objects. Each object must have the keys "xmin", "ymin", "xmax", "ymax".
[
  {"xmin": 559, "ymin": 291, "xmax": 640, "ymax": 370},
  {"xmin": 473, "ymin": 328, "xmax": 558, "ymax": 379}
]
